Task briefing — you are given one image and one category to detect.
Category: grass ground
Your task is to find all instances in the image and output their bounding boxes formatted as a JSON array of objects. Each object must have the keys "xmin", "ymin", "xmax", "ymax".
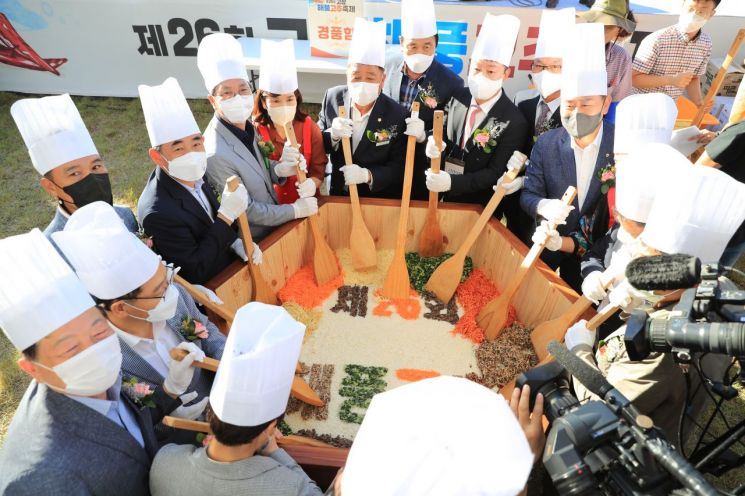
[{"xmin": 0, "ymin": 92, "xmax": 744, "ymax": 490}]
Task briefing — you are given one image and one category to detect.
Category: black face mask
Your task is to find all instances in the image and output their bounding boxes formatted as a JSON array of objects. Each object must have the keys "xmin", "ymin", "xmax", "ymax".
[{"xmin": 57, "ymin": 173, "xmax": 113, "ymax": 209}]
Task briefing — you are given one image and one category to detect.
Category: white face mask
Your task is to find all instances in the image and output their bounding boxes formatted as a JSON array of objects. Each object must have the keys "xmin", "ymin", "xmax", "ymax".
[
  {"xmin": 37, "ymin": 334, "xmax": 122, "ymax": 396},
  {"xmin": 219, "ymin": 94, "xmax": 254, "ymax": 124},
  {"xmin": 124, "ymin": 284, "xmax": 179, "ymax": 323},
  {"xmin": 348, "ymin": 81, "xmax": 380, "ymax": 107},
  {"xmin": 678, "ymin": 11, "xmax": 709, "ymax": 33},
  {"xmin": 166, "ymin": 151, "xmax": 207, "ymax": 182},
  {"xmin": 468, "ymin": 72, "xmax": 503, "ymax": 101},
  {"xmin": 404, "ymin": 53, "xmax": 435, "ymax": 74},
  {"xmin": 267, "ymin": 104, "xmax": 297, "ymax": 127},
  {"xmin": 532, "ymin": 70, "xmax": 562, "ymax": 100}
]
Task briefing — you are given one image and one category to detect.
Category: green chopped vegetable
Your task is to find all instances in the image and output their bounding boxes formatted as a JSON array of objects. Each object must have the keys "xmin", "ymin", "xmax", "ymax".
[{"xmin": 405, "ymin": 252, "xmax": 473, "ymax": 295}]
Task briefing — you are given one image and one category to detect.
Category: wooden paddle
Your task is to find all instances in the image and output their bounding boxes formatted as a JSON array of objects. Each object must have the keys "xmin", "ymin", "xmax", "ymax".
[
  {"xmin": 170, "ymin": 347, "xmax": 324, "ymax": 407},
  {"xmin": 586, "ymin": 304, "xmax": 620, "ymax": 331},
  {"xmin": 282, "ymin": 122, "xmax": 340, "ymax": 286},
  {"xmin": 417, "ymin": 110, "xmax": 445, "ymax": 257},
  {"xmin": 337, "ymin": 105, "xmax": 377, "ymax": 271},
  {"xmin": 226, "ymin": 176, "xmax": 278, "ymax": 305},
  {"xmin": 381, "ymin": 102, "xmax": 420, "ymax": 299},
  {"xmin": 424, "ymin": 151, "xmax": 528, "ymax": 304},
  {"xmin": 478, "ymin": 186, "xmax": 577, "ymax": 341},
  {"xmin": 174, "ymin": 274, "xmax": 235, "ymax": 324}
]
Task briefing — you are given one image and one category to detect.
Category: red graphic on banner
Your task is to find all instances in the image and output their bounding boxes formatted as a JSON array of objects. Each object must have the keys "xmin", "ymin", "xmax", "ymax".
[
  {"xmin": 0, "ymin": 14, "xmax": 67, "ymax": 75},
  {"xmin": 517, "ymin": 25, "xmax": 539, "ymax": 73}
]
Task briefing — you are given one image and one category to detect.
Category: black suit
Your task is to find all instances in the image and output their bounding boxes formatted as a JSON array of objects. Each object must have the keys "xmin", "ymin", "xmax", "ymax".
[
  {"xmin": 318, "ymin": 85, "xmax": 408, "ymax": 199},
  {"xmin": 138, "ymin": 167, "xmax": 238, "ymax": 284},
  {"xmin": 518, "ymin": 95, "xmax": 562, "ymax": 155}
]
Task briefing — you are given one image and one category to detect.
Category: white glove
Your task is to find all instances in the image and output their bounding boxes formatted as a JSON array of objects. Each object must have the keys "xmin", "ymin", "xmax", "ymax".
[
  {"xmin": 230, "ymin": 239, "xmax": 262, "ymax": 265},
  {"xmin": 608, "ymin": 280, "xmax": 644, "ymax": 311},
  {"xmin": 164, "ymin": 342, "xmax": 205, "ymax": 396},
  {"xmin": 536, "ymin": 199, "xmax": 574, "ymax": 226},
  {"xmin": 494, "ymin": 175, "xmax": 524, "ymax": 195},
  {"xmin": 274, "ymin": 144, "xmax": 307, "ymax": 177},
  {"xmin": 425, "ymin": 135, "xmax": 447, "ymax": 159},
  {"xmin": 217, "ymin": 183, "xmax": 248, "ymax": 223},
  {"xmin": 405, "ymin": 116, "xmax": 426, "ymax": 143},
  {"xmin": 296, "ymin": 177, "xmax": 316, "ymax": 198},
  {"xmin": 340, "ymin": 164, "xmax": 370, "ymax": 185},
  {"xmin": 506, "ymin": 151, "xmax": 528, "ymax": 172},
  {"xmin": 191, "ymin": 284, "xmax": 224, "ymax": 305},
  {"xmin": 425, "ymin": 169, "xmax": 451, "ymax": 192},
  {"xmin": 564, "ymin": 319, "xmax": 595, "ymax": 351},
  {"xmin": 172, "ymin": 392, "xmax": 209, "ymax": 421},
  {"xmin": 581, "ymin": 271, "xmax": 607, "ymax": 305},
  {"xmin": 292, "ymin": 197, "xmax": 318, "ymax": 219},
  {"xmin": 330, "ymin": 117, "xmax": 354, "ymax": 141},
  {"xmin": 532, "ymin": 220, "xmax": 562, "ymax": 251}
]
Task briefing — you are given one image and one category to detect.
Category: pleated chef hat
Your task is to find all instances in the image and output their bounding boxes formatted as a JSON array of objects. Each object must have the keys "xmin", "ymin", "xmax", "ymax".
[
  {"xmin": 258, "ymin": 39, "xmax": 298, "ymax": 95},
  {"xmin": 197, "ymin": 32, "xmax": 249, "ymax": 94},
  {"xmin": 614, "ymin": 94, "xmax": 677, "ymax": 155},
  {"xmin": 348, "ymin": 18, "xmax": 386, "ymax": 68},
  {"xmin": 10, "ymin": 94, "xmax": 98, "ymax": 176},
  {"xmin": 341, "ymin": 376, "xmax": 534, "ymax": 496},
  {"xmin": 51, "ymin": 202, "xmax": 161, "ymax": 300},
  {"xmin": 401, "ymin": 0, "xmax": 437, "ymax": 39},
  {"xmin": 138, "ymin": 77, "xmax": 200, "ymax": 148},
  {"xmin": 471, "ymin": 14, "xmax": 521, "ymax": 68},
  {"xmin": 561, "ymin": 23, "xmax": 607, "ymax": 99},
  {"xmin": 534, "ymin": 8, "xmax": 576, "ymax": 60},
  {"xmin": 615, "ymin": 144, "xmax": 692, "ymax": 224},
  {"xmin": 0, "ymin": 229, "xmax": 95, "ymax": 351},
  {"xmin": 642, "ymin": 166, "xmax": 745, "ymax": 263},
  {"xmin": 210, "ymin": 302, "xmax": 304, "ymax": 426}
]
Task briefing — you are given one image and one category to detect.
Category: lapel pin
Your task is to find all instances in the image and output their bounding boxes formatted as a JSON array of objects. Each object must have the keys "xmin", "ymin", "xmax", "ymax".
[{"xmin": 377, "ymin": 118, "xmax": 382, "ymax": 122}]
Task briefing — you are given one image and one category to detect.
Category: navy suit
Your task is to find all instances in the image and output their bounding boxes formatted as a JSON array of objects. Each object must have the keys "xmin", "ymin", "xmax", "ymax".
[
  {"xmin": 138, "ymin": 167, "xmax": 238, "ymax": 285},
  {"xmin": 317, "ymin": 85, "xmax": 408, "ymax": 199}
]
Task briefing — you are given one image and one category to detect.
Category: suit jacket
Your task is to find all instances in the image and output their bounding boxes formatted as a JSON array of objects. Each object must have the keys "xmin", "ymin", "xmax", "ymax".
[
  {"xmin": 317, "ymin": 85, "xmax": 408, "ymax": 198},
  {"xmin": 204, "ymin": 115, "xmax": 295, "ymax": 240},
  {"xmin": 45, "ymin": 204, "xmax": 139, "ymax": 239},
  {"xmin": 439, "ymin": 87, "xmax": 529, "ymax": 206},
  {"xmin": 0, "ymin": 380, "xmax": 178, "ymax": 495},
  {"xmin": 517, "ymin": 95, "xmax": 562, "ymax": 155},
  {"xmin": 119, "ymin": 284, "xmax": 226, "ymax": 445},
  {"xmin": 137, "ymin": 167, "xmax": 237, "ymax": 285}
]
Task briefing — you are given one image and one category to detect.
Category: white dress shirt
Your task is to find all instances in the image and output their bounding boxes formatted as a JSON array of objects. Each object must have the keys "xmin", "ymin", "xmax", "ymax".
[
  {"xmin": 177, "ymin": 178, "xmax": 214, "ymax": 219},
  {"xmin": 113, "ymin": 320, "xmax": 181, "ymax": 378},
  {"xmin": 462, "ymin": 90, "xmax": 502, "ymax": 148},
  {"xmin": 351, "ymin": 104, "xmax": 373, "ymax": 153},
  {"xmin": 569, "ymin": 123, "xmax": 604, "ymax": 210}
]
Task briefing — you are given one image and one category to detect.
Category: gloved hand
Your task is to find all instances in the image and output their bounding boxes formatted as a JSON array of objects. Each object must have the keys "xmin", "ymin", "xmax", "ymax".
[
  {"xmin": 506, "ymin": 150, "xmax": 528, "ymax": 171},
  {"xmin": 608, "ymin": 280, "xmax": 644, "ymax": 311},
  {"xmin": 164, "ymin": 342, "xmax": 205, "ymax": 396},
  {"xmin": 581, "ymin": 271, "xmax": 607, "ymax": 304},
  {"xmin": 217, "ymin": 183, "xmax": 248, "ymax": 223},
  {"xmin": 330, "ymin": 117, "xmax": 354, "ymax": 141},
  {"xmin": 536, "ymin": 199, "xmax": 574, "ymax": 226},
  {"xmin": 191, "ymin": 284, "xmax": 224, "ymax": 305},
  {"xmin": 172, "ymin": 392, "xmax": 210, "ymax": 420},
  {"xmin": 564, "ymin": 319, "xmax": 595, "ymax": 351},
  {"xmin": 231, "ymin": 239, "xmax": 262, "ymax": 265},
  {"xmin": 532, "ymin": 220, "xmax": 562, "ymax": 251},
  {"xmin": 340, "ymin": 164, "xmax": 370, "ymax": 185},
  {"xmin": 292, "ymin": 197, "xmax": 318, "ymax": 219},
  {"xmin": 494, "ymin": 176, "xmax": 524, "ymax": 195},
  {"xmin": 425, "ymin": 135, "xmax": 447, "ymax": 159},
  {"xmin": 296, "ymin": 178, "xmax": 316, "ymax": 198},
  {"xmin": 405, "ymin": 116, "xmax": 426, "ymax": 143},
  {"xmin": 274, "ymin": 145, "xmax": 307, "ymax": 177},
  {"xmin": 425, "ymin": 169, "xmax": 451, "ymax": 192}
]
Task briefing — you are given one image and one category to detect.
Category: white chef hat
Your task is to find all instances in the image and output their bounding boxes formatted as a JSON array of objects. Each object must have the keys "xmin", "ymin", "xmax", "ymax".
[
  {"xmin": 138, "ymin": 77, "xmax": 200, "ymax": 148},
  {"xmin": 614, "ymin": 94, "xmax": 677, "ymax": 155},
  {"xmin": 561, "ymin": 23, "xmax": 608, "ymax": 99},
  {"xmin": 615, "ymin": 144, "xmax": 692, "ymax": 224},
  {"xmin": 534, "ymin": 8, "xmax": 576, "ymax": 60},
  {"xmin": 210, "ymin": 302, "xmax": 305, "ymax": 426},
  {"xmin": 341, "ymin": 376, "xmax": 534, "ymax": 496},
  {"xmin": 401, "ymin": 0, "xmax": 437, "ymax": 39},
  {"xmin": 258, "ymin": 39, "xmax": 298, "ymax": 95},
  {"xmin": 471, "ymin": 14, "xmax": 521, "ymax": 68},
  {"xmin": 51, "ymin": 202, "xmax": 161, "ymax": 300},
  {"xmin": 197, "ymin": 32, "xmax": 249, "ymax": 94},
  {"xmin": 642, "ymin": 166, "xmax": 745, "ymax": 262},
  {"xmin": 348, "ymin": 18, "xmax": 386, "ymax": 68},
  {"xmin": 0, "ymin": 229, "xmax": 95, "ymax": 351},
  {"xmin": 10, "ymin": 94, "xmax": 99, "ymax": 176}
]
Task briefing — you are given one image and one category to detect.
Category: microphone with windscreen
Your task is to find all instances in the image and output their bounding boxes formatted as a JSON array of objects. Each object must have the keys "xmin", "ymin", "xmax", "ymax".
[{"xmin": 625, "ymin": 254, "xmax": 701, "ymax": 291}]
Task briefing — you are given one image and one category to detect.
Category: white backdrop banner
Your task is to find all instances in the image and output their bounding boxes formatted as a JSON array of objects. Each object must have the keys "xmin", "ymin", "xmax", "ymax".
[{"xmin": 1, "ymin": 0, "xmax": 743, "ymax": 101}]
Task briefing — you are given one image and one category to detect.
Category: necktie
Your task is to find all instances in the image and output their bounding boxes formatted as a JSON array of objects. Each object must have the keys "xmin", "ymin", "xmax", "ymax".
[
  {"xmin": 462, "ymin": 104, "xmax": 480, "ymax": 148},
  {"xmin": 535, "ymin": 101, "xmax": 552, "ymax": 138}
]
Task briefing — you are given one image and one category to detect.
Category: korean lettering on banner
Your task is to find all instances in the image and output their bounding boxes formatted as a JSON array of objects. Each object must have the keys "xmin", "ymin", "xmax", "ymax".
[{"xmin": 308, "ymin": 0, "xmax": 363, "ymax": 58}]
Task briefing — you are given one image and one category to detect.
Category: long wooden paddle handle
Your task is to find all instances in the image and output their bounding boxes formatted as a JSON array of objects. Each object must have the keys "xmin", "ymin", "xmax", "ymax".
[
  {"xmin": 174, "ymin": 274, "xmax": 235, "ymax": 323},
  {"xmin": 692, "ymin": 29, "xmax": 745, "ymax": 127},
  {"xmin": 282, "ymin": 122, "xmax": 308, "ymax": 183},
  {"xmin": 396, "ymin": 102, "xmax": 420, "ymax": 251},
  {"xmin": 169, "ymin": 348, "xmax": 220, "ymax": 372},
  {"xmin": 226, "ymin": 176, "xmax": 255, "ymax": 258},
  {"xmin": 586, "ymin": 305, "xmax": 619, "ymax": 331},
  {"xmin": 337, "ymin": 106, "xmax": 364, "ymax": 209},
  {"xmin": 430, "ymin": 111, "xmax": 444, "ymax": 175}
]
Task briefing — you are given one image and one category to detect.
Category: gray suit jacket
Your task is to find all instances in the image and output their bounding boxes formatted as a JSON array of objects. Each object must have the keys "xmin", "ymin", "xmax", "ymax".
[
  {"xmin": 203, "ymin": 115, "xmax": 295, "ymax": 241},
  {"xmin": 150, "ymin": 444, "xmax": 322, "ymax": 496}
]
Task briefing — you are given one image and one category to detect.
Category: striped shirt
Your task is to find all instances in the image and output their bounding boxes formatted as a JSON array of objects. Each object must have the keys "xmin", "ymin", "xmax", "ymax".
[
  {"xmin": 606, "ymin": 43, "xmax": 632, "ymax": 102},
  {"xmin": 399, "ymin": 64, "xmax": 429, "ymax": 111},
  {"xmin": 631, "ymin": 25, "xmax": 712, "ymax": 100}
]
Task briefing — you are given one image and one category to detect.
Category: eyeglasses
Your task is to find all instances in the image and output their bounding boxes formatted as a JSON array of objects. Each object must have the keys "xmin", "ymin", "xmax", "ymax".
[
  {"xmin": 126, "ymin": 264, "xmax": 178, "ymax": 302},
  {"xmin": 531, "ymin": 62, "xmax": 562, "ymax": 74}
]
